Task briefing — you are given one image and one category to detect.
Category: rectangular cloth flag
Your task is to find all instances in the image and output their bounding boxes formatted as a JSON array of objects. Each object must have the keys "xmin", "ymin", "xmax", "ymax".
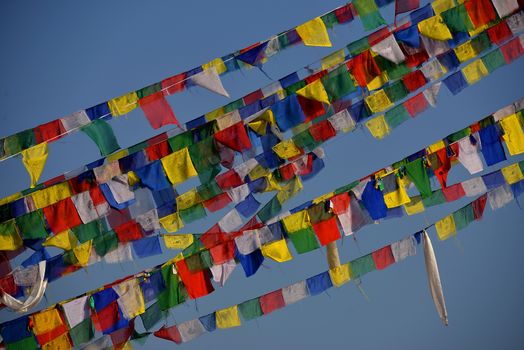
[
  {"xmin": 295, "ymin": 17, "xmax": 332, "ymax": 47},
  {"xmin": 81, "ymin": 119, "xmax": 120, "ymax": 156},
  {"xmin": 139, "ymin": 92, "xmax": 180, "ymax": 129}
]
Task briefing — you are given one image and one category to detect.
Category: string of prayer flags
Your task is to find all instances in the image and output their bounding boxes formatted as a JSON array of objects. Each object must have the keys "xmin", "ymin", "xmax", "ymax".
[
  {"xmin": 2, "ymin": 91, "xmax": 513, "ymax": 280},
  {"xmin": 1, "ymin": 1, "xmax": 518, "ymax": 172},
  {"xmin": 1, "ymin": 170, "xmax": 522, "ymax": 347},
  {"xmin": 152, "ymin": 184, "xmax": 521, "ymax": 345},
  {"xmin": 2, "ymin": 5, "xmax": 520, "ymax": 270},
  {"xmin": 4, "ymin": 4, "xmax": 520, "ymax": 206}
]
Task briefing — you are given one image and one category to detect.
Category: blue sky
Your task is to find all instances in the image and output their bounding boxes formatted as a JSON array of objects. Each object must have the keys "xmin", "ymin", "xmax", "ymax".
[{"xmin": 1, "ymin": 1, "xmax": 523, "ymax": 349}]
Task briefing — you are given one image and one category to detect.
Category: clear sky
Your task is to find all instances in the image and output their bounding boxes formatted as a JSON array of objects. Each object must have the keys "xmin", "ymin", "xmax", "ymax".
[{"xmin": 1, "ymin": 1, "xmax": 523, "ymax": 349}]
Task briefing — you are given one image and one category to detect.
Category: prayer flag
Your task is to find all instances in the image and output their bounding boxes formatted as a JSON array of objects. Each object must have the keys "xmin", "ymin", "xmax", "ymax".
[
  {"xmin": 21, "ymin": 142, "xmax": 48, "ymax": 188},
  {"xmin": 108, "ymin": 92, "xmax": 139, "ymax": 117},
  {"xmin": 139, "ymin": 92, "xmax": 179, "ymax": 129},
  {"xmin": 296, "ymin": 17, "xmax": 332, "ymax": 47}
]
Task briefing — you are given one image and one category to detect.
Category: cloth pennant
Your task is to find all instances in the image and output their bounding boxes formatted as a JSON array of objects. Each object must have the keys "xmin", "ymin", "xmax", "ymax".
[
  {"xmin": 21, "ymin": 142, "xmax": 49, "ymax": 188},
  {"xmin": 81, "ymin": 119, "xmax": 120, "ymax": 156},
  {"xmin": 296, "ymin": 80, "xmax": 330, "ymax": 104},
  {"xmin": 296, "ymin": 17, "xmax": 332, "ymax": 47},
  {"xmin": 189, "ymin": 67, "xmax": 230, "ymax": 98},
  {"xmin": 139, "ymin": 92, "xmax": 180, "ymax": 129}
]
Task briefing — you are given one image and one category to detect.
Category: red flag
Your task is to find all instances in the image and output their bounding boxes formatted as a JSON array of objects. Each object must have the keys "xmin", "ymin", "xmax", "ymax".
[
  {"xmin": 214, "ymin": 122, "xmax": 252, "ymax": 152},
  {"xmin": 260, "ymin": 289, "xmax": 285, "ymax": 315},
  {"xmin": 43, "ymin": 198, "xmax": 82, "ymax": 233},
  {"xmin": 372, "ymin": 245, "xmax": 395, "ymax": 270},
  {"xmin": 175, "ymin": 259, "xmax": 214, "ymax": 299},
  {"xmin": 312, "ymin": 216, "xmax": 341, "ymax": 246},
  {"xmin": 154, "ymin": 325, "xmax": 182, "ymax": 344},
  {"xmin": 395, "ymin": 0, "xmax": 420, "ymax": 15},
  {"xmin": 139, "ymin": 92, "xmax": 179, "ymax": 129}
]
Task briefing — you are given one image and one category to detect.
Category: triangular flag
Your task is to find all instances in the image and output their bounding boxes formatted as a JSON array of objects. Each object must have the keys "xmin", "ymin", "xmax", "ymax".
[
  {"xmin": 21, "ymin": 142, "xmax": 49, "ymax": 188},
  {"xmin": 296, "ymin": 80, "xmax": 330, "ymax": 104},
  {"xmin": 154, "ymin": 325, "xmax": 182, "ymax": 344},
  {"xmin": 43, "ymin": 230, "xmax": 78, "ymax": 250},
  {"xmin": 423, "ymin": 82, "xmax": 442, "ymax": 107},
  {"xmin": 296, "ymin": 17, "xmax": 332, "ymax": 47},
  {"xmin": 237, "ymin": 42, "xmax": 269, "ymax": 66},
  {"xmin": 73, "ymin": 240, "xmax": 92, "ymax": 266},
  {"xmin": 190, "ymin": 67, "xmax": 230, "ymax": 98},
  {"xmin": 371, "ymin": 35, "xmax": 406, "ymax": 64}
]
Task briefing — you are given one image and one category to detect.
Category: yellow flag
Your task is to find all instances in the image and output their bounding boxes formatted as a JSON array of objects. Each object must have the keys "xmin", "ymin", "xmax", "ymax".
[
  {"xmin": 282, "ymin": 210, "xmax": 311, "ymax": 233},
  {"xmin": 161, "ymin": 148, "xmax": 198, "ymax": 185},
  {"xmin": 21, "ymin": 142, "xmax": 49, "ymax": 188},
  {"xmin": 384, "ymin": 189, "xmax": 411, "ymax": 208},
  {"xmin": 365, "ymin": 90, "xmax": 393, "ymax": 113},
  {"xmin": 500, "ymin": 113, "xmax": 524, "ymax": 155},
  {"xmin": 248, "ymin": 164, "xmax": 270, "ymax": 181},
  {"xmin": 367, "ymin": 71, "xmax": 389, "ymax": 91},
  {"xmin": 0, "ymin": 192, "xmax": 22, "ymax": 206},
  {"xmin": 432, "ymin": 0, "xmax": 455, "ymax": 14},
  {"xmin": 418, "ymin": 15, "xmax": 453, "ymax": 41},
  {"xmin": 296, "ymin": 17, "xmax": 332, "ymax": 47},
  {"xmin": 43, "ymin": 230, "xmax": 78, "ymax": 250},
  {"xmin": 403, "ymin": 196, "xmax": 425, "ymax": 215},
  {"xmin": 216, "ymin": 305, "xmax": 241, "ymax": 329},
  {"xmin": 0, "ymin": 220, "xmax": 23, "ymax": 251},
  {"xmin": 435, "ymin": 215, "xmax": 456, "ymax": 240},
  {"xmin": 383, "ymin": 178, "xmax": 411, "ymax": 208},
  {"xmin": 159, "ymin": 212, "xmax": 184, "ymax": 233},
  {"xmin": 321, "ymin": 49, "xmax": 345, "ymax": 70},
  {"xmin": 264, "ymin": 173, "xmax": 283, "ymax": 192},
  {"xmin": 202, "ymin": 57, "xmax": 227, "ymax": 75},
  {"xmin": 73, "ymin": 240, "xmax": 92, "ymax": 266},
  {"xmin": 107, "ymin": 149, "xmax": 129, "ymax": 163},
  {"xmin": 108, "ymin": 92, "xmax": 139, "ymax": 116},
  {"xmin": 276, "ymin": 176, "xmax": 304, "ymax": 203},
  {"xmin": 365, "ymin": 114, "xmax": 391, "ymax": 140},
  {"xmin": 176, "ymin": 188, "xmax": 202, "ymax": 210},
  {"xmin": 163, "ymin": 234, "xmax": 194, "ymax": 249},
  {"xmin": 329, "ymin": 263, "xmax": 352, "ymax": 287},
  {"xmin": 127, "ymin": 171, "xmax": 140, "ymax": 186},
  {"xmin": 454, "ymin": 41, "xmax": 477, "ymax": 63},
  {"xmin": 41, "ymin": 333, "xmax": 72, "ymax": 350},
  {"xmin": 122, "ymin": 342, "xmax": 134, "ymax": 350},
  {"xmin": 31, "ymin": 308, "xmax": 64, "ymax": 335},
  {"xmin": 32, "ymin": 182, "xmax": 72, "ymax": 209},
  {"xmin": 426, "ymin": 140, "xmax": 446, "ymax": 153},
  {"xmin": 261, "ymin": 239, "xmax": 293, "ymax": 262},
  {"xmin": 312, "ymin": 191, "xmax": 335, "ymax": 205},
  {"xmin": 162, "ymin": 253, "xmax": 185, "ymax": 268},
  {"xmin": 272, "ymin": 140, "xmax": 302, "ymax": 159},
  {"xmin": 248, "ymin": 110, "xmax": 275, "ymax": 136},
  {"xmin": 205, "ymin": 107, "xmax": 226, "ymax": 122},
  {"xmin": 296, "ymin": 80, "xmax": 330, "ymax": 104},
  {"xmin": 469, "ymin": 24, "xmax": 488, "ymax": 37},
  {"xmin": 501, "ymin": 163, "xmax": 524, "ymax": 185},
  {"xmin": 462, "ymin": 60, "xmax": 488, "ymax": 85}
]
